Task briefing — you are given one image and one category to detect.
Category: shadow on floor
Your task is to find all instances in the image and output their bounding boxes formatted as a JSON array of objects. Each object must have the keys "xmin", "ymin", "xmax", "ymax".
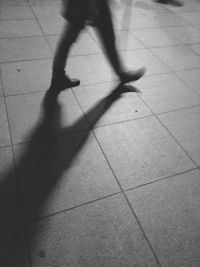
[{"xmin": 0, "ymin": 83, "xmax": 139, "ymax": 267}]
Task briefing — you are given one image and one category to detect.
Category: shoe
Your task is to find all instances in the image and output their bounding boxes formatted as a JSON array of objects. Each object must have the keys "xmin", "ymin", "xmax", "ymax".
[
  {"xmin": 49, "ymin": 74, "xmax": 80, "ymax": 92},
  {"xmin": 119, "ymin": 68, "xmax": 146, "ymax": 84}
]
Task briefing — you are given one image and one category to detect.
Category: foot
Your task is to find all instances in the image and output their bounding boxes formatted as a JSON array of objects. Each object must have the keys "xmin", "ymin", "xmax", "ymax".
[
  {"xmin": 49, "ymin": 74, "xmax": 80, "ymax": 92},
  {"xmin": 119, "ymin": 68, "xmax": 146, "ymax": 84}
]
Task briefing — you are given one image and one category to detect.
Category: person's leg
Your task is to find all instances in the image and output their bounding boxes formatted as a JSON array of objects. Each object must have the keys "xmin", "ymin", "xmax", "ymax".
[
  {"xmin": 50, "ymin": 21, "xmax": 82, "ymax": 91},
  {"xmin": 95, "ymin": 0, "xmax": 145, "ymax": 84}
]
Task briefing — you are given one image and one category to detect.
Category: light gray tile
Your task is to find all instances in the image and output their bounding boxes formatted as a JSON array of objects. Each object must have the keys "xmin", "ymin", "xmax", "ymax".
[
  {"xmin": 121, "ymin": 49, "xmax": 170, "ymax": 76},
  {"xmin": 14, "ymin": 132, "xmax": 120, "ymax": 221},
  {"xmin": 27, "ymin": 194, "xmax": 159, "ymax": 267},
  {"xmin": 46, "ymin": 30, "xmax": 102, "ymax": 56},
  {"xmin": 158, "ymin": 106, "xmax": 200, "ymax": 166},
  {"xmin": 118, "ymin": 13, "xmax": 157, "ymax": 29},
  {"xmin": 176, "ymin": 68, "xmax": 200, "ymax": 95},
  {"xmin": 126, "ymin": 169, "xmax": 200, "ymax": 267},
  {"xmin": 0, "ymin": 229, "xmax": 30, "ymax": 267},
  {"xmin": 131, "ymin": 28, "xmax": 180, "ymax": 48},
  {"xmin": 0, "ymin": 37, "xmax": 52, "ymax": 62},
  {"xmin": 68, "ymin": 54, "xmax": 115, "ymax": 85},
  {"xmin": 178, "ymin": 11, "xmax": 200, "ymax": 25},
  {"xmin": 73, "ymin": 82, "xmax": 152, "ymax": 127},
  {"xmin": 32, "ymin": 3, "xmax": 60, "ymax": 18},
  {"xmin": 144, "ymin": 12, "xmax": 190, "ymax": 27},
  {"xmin": 165, "ymin": 26, "xmax": 200, "ymax": 44},
  {"xmin": 189, "ymin": 44, "xmax": 200, "ymax": 56},
  {"xmin": 0, "ymin": 97, "xmax": 11, "ymax": 146},
  {"xmin": 1, "ymin": 59, "xmax": 52, "ymax": 96},
  {"xmin": 0, "ymin": 6, "xmax": 34, "ymax": 19},
  {"xmin": 0, "ymin": 0, "xmax": 28, "ymax": 6},
  {"xmin": 38, "ymin": 18, "xmax": 65, "ymax": 35},
  {"xmin": 151, "ymin": 45, "xmax": 200, "ymax": 71},
  {"xmin": 136, "ymin": 73, "xmax": 200, "ymax": 113},
  {"xmin": 115, "ymin": 30, "xmax": 145, "ymax": 51},
  {"xmin": 0, "ymin": 20, "xmax": 43, "ymax": 38},
  {"xmin": 0, "ymin": 146, "xmax": 23, "ymax": 229},
  {"xmin": 6, "ymin": 91, "xmax": 88, "ymax": 144},
  {"xmin": 95, "ymin": 116, "xmax": 195, "ymax": 189}
]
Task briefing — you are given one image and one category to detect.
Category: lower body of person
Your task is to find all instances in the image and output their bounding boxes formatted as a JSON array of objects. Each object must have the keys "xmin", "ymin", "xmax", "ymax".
[{"xmin": 49, "ymin": 0, "xmax": 146, "ymax": 94}]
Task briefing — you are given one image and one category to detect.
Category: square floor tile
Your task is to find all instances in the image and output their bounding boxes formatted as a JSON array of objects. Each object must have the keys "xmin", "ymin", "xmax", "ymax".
[
  {"xmin": 32, "ymin": 3, "xmax": 60, "ymax": 18},
  {"xmin": 38, "ymin": 18, "xmax": 65, "ymax": 35},
  {"xmin": 73, "ymin": 82, "xmax": 152, "ymax": 127},
  {"xmin": 144, "ymin": 12, "xmax": 190, "ymax": 27},
  {"xmin": 0, "ymin": 229, "xmax": 30, "ymax": 267},
  {"xmin": 94, "ymin": 116, "xmax": 195, "ymax": 189},
  {"xmin": 136, "ymin": 73, "xmax": 200, "ymax": 113},
  {"xmin": 0, "ymin": 6, "xmax": 34, "ymax": 19},
  {"xmin": 118, "ymin": 13, "xmax": 157, "ymax": 29},
  {"xmin": 178, "ymin": 11, "xmax": 200, "ymax": 25},
  {"xmin": 116, "ymin": 30, "xmax": 145, "ymax": 51},
  {"xmin": 158, "ymin": 106, "xmax": 200, "ymax": 166},
  {"xmin": 0, "ymin": 146, "xmax": 23, "ymax": 230},
  {"xmin": 68, "ymin": 54, "xmax": 115, "ymax": 85},
  {"xmin": 0, "ymin": 0, "xmax": 28, "ymax": 6},
  {"xmin": 47, "ymin": 30, "xmax": 102, "ymax": 56},
  {"xmin": 131, "ymin": 28, "xmax": 180, "ymax": 48},
  {"xmin": 121, "ymin": 49, "xmax": 170, "ymax": 76},
  {"xmin": 189, "ymin": 44, "xmax": 200, "ymax": 56},
  {"xmin": 176, "ymin": 68, "xmax": 200, "ymax": 95},
  {"xmin": 0, "ymin": 37, "xmax": 52, "ymax": 62},
  {"xmin": 6, "ymin": 91, "xmax": 89, "ymax": 144},
  {"xmin": 14, "ymin": 132, "xmax": 120, "ymax": 221},
  {"xmin": 0, "ymin": 97, "xmax": 11, "ymax": 146},
  {"xmin": 0, "ymin": 19, "xmax": 43, "ymax": 38},
  {"xmin": 165, "ymin": 26, "xmax": 200, "ymax": 44},
  {"xmin": 1, "ymin": 59, "xmax": 52, "ymax": 96},
  {"xmin": 151, "ymin": 45, "xmax": 200, "ymax": 71},
  {"xmin": 27, "ymin": 194, "xmax": 160, "ymax": 267},
  {"xmin": 126, "ymin": 169, "xmax": 200, "ymax": 267}
]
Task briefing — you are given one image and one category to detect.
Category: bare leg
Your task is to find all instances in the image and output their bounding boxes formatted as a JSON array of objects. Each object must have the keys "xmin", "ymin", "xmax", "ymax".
[
  {"xmin": 49, "ymin": 22, "xmax": 81, "ymax": 91},
  {"xmin": 95, "ymin": 0, "xmax": 146, "ymax": 83}
]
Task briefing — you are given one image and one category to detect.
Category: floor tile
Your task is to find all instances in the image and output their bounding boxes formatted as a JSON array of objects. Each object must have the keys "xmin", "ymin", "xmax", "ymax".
[
  {"xmin": 94, "ymin": 116, "xmax": 195, "ymax": 189},
  {"xmin": 131, "ymin": 28, "xmax": 180, "ymax": 48},
  {"xmin": 38, "ymin": 17, "xmax": 66, "ymax": 35},
  {"xmin": 118, "ymin": 13, "xmax": 157, "ymax": 29},
  {"xmin": 14, "ymin": 132, "xmax": 120, "ymax": 221},
  {"xmin": 143, "ymin": 12, "xmax": 190, "ymax": 27},
  {"xmin": 165, "ymin": 0, "xmax": 200, "ymax": 12},
  {"xmin": 178, "ymin": 11, "xmax": 200, "ymax": 25},
  {"xmin": 73, "ymin": 82, "xmax": 152, "ymax": 127},
  {"xmin": 1, "ymin": 59, "xmax": 52, "ymax": 96},
  {"xmin": 32, "ymin": 3, "xmax": 60, "ymax": 18},
  {"xmin": 6, "ymin": 91, "xmax": 89, "ymax": 145},
  {"xmin": 151, "ymin": 45, "xmax": 200, "ymax": 71},
  {"xmin": 0, "ymin": 6, "xmax": 34, "ymax": 19},
  {"xmin": 68, "ymin": 54, "xmax": 115, "ymax": 85},
  {"xmin": 46, "ymin": 30, "xmax": 102, "ymax": 56},
  {"xmin": 0, "ymin": 146, "xmax": 23, "ymax": 230},
  {"xmin": 136, "ymin": 73, "xmax": 200, "ymax": 113},
  {"xmin": 0, "ymin": 19, "xmax": 43, "ymax": 38},
  {"xmin": 189, "ymin": 44, "xmax": 200, "ymax": 56},
  {"xmin": 0, "ymin": 37, "xmax": 52, "ymax": 62},
  {"xmin": 158, "ymin": 106, "xmax": 200, "ymax": 166},
  {"xmin": 165, "ymin": 26, "xmax": 200, "ymax": 44},
  {"xmin": 0, "ymin": 97, "xmax": 11, "ymax": 146},
  {"xmin": 126, "ymin": 169, "xmax": 200, "ymax": 267},
  {"xmin": 122, "ymin": 49, "xmax": 170, "ymax": 76},
  {"xmin": 27, "ymin": 194, "xmax": 160, "ymax": 267},
  {"xmin": 0, "ymin": 229, "xmax": 30, "ymax": 267},
  {"xmin": 0, "ymin": 0, "xmax": 28, "ymax": 6},
  {"xmin": 176, "ymin": 68, "xmax": 200, "ymax": 95}
]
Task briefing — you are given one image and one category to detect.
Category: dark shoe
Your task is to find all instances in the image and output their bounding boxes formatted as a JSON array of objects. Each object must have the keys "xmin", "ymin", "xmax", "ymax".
[
  {"xmin": 119, "ymin": 68, "xmax": 146, "ymax": 84},
  {"xmin": 49, "ymin": 74, "xmax": 80, "ymax": 92}
]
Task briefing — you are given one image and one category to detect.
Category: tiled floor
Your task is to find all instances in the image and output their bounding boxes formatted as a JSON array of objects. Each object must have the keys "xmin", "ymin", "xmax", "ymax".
[{"xmin": 0, "ymin": 0, "xmax": 200, "ymax": 266}]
